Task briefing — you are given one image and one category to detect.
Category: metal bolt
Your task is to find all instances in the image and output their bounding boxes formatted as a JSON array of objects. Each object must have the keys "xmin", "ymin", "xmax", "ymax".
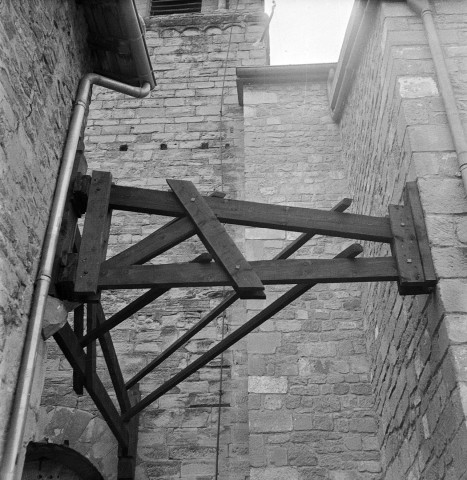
[
  {"xmin": 407, "ymin": 258, "xmax": 412, "ymax": 263},
  {"xmin": 191, "ymin": 197, "xmax": 195, "ymax": 202},
  {"xmin": 400, "ymin": 222, "xmax": 405, "ymax": 227},
  {"xmin": 235, "ymin": 265, "xmax": 240, "ymax": 270}
]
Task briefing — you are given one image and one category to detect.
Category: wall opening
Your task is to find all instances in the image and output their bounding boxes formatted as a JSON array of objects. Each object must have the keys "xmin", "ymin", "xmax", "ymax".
[{"xmin": 150, "ymin": 0, "xmax": 202, "ymax": 15}]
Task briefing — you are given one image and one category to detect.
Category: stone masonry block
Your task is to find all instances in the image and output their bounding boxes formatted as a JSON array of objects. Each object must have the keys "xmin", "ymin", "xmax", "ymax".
[
  {"xmin": 249, "ymin": 411, "xmax": 293, "ymax": 433},
  {"xmin": 398, "ymin": 76, "xmax": 439, "ymax": 98},
  {"xmin": 248, "ymin": 332, "xmax": 281, "ymax": 354},
  {"xmin": 248, "ymin": 376, "xmax": 288, "ymax": 394},
  {"xmin": 250, "ymin": 466, "xmax": 299, "ymax": 480}
]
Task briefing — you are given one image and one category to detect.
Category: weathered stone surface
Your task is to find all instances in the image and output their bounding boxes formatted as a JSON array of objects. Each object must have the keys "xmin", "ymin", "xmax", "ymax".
[
  {"xmin": 42, "ymin": 296, "xmax": 68, "ymax": 340},
  {"xmin": 0, "ymin": 0, "xmax": 89, "ymax": 465},
  {"xmin": 248, "ymin": 376, "xmax": 288, "ymax": 394}
]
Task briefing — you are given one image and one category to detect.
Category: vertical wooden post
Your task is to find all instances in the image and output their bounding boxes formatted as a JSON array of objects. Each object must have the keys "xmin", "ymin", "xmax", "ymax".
[{"xmin": 118, "ymin": 385, "xmax": 141, "ymax": 480}]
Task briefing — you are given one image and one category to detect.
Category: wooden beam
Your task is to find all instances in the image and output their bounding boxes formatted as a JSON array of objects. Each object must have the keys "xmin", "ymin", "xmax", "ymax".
[
  {"xmin": 82, "ymin": 253, "xmax": 212, "ymax": 346},
  {"xmin": 117, "ymin": 385, "xmax": 140, "ymax": 480},
  {"xmin": 54, "ymin": 323, "xmax": 129, "ymax": 447},
  {"xmin": 96, "ymin": 303, "xmax": 132, "ymax": 414},
  {"xmin": 389, "ymin": 204, "xmax": 426, "ymax": 294},
  {"xmin": 75, "ymin": 171, "xmax": 113, "ymax": 295},
  {"xmin": 102, "ymin": 192, "xmax": 224, "ymax": 270},
  {"xmin": 124, "ymin": 197, "xmax": 354, "ymax": 389},
  {"xmin": 86, "ymin": 303, "xmax": 97, "ymax": 382},
  {"xmin": 109, "ymin": 185, "xmax": 393, "ymax": 242},
  {"xmin": 168, "ymin": 179, "xmax": 265, "ymax": 299},
  {"xmin": 125, "ymin": 292, "xmax": 238, "ymax": 389},
  {"xmin": 405, "ymin": 182, "xmax": 437, "ymax": 286},
  {"xmin": 102, "ymin": 217, "xmax": 195, "ymax": 270},
  {"xmin": 122, "ymin": 244, "xmax": 363, "ymax": 420},
  {"xmin": 73, "ymin": 304, "xmax": 84, "ymax": 395},
  {"xmin": 99, "ymin": 257, "xmax": 399, "ymax": 290}
]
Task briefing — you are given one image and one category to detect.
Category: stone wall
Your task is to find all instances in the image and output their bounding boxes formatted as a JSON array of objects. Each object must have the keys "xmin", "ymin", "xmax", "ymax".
[
  {"xmin": 0, "ymin": 0, "xmax": 89, "ymax": 465},
  {"xmin": 339, "ymin": 1, "xmax": 467, "ymax": 478},
  {"xmin": 242, "ymin": 75, "xmax": 381, "ymax": 480},
  {"xmin": 41, "ymin": 6, "xmax": 268, "ymax": 480}
]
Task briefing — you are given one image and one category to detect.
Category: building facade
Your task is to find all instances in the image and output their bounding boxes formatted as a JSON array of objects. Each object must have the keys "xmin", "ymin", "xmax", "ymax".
[{"xmin": 2, "ymin": 0, "xmax": 467, "ymax": 479}]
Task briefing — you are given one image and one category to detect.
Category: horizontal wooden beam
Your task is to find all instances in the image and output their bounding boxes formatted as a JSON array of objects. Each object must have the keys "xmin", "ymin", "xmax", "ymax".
[
  {"xmin": 83, "ymin": 253, "xmax": 212, "ymax": 346},
  {"xmin": 109, "ymin": 185, "xmax": 393, "ymax": 242},
  {"xmin": 54, "ymin": 323, "xmax": 129, "ymax": 447},
  {"xmin": 122, "ymin": 244, "xmax": 363, "ymax": 420},
  {"xmin": 102, "ymin": 191, "xmax": 225, "ymax": 271},
  {"xmin": 99, "ymin": 257, "xmax": 399, "ymax": 290}
]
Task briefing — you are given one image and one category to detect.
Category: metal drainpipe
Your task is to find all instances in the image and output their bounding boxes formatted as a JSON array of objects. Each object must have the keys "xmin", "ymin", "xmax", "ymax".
[
  {"xmin": 407, "ymin": 0, "xmax": 467, "ymax": 192},
  {"xmin": 0, "ymin": 74, "xmax": 151, "ymax": 480}
]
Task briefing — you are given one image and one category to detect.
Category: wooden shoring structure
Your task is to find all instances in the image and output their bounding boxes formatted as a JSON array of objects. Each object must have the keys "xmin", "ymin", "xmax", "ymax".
[{"xmin": 52, "ymin": 170, "xmax": 436, "ymax": 479}]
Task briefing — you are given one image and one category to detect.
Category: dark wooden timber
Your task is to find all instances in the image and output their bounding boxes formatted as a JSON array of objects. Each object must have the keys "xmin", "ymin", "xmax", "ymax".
[
  {"xmin": 99, "ymin": 257, "xmax": 399, "ymax": 290},
  {"xmin": 125, "ymin": 197, "xmax": 353, "ymax": 389},
  {"xmin": 125, "ymin": 292, "xmax": 238, "ymax": 389},
  {"xmin": 117, "ymin": 385, "xmax": 140, "ymax": 480},
  {"xmin": 86, "ymin": 303, "xmax": 97, "ymax": 381},
  {"xmin": 52, "ymin": 151, "xmax": 87, "ymax": 296},
  {"xmin": 96, "ymin": 303, "xmax": 131, "ymax": 414},
  {"xmin": 54, "ymin": 323, "xmax": 129, "ymax": 447},
  {"xmin": 123, "ymin": 244, "xmax": 363, "ymax": 420},
  {"xmin": 73, "ymin": 304, "xmax": 84, "ymax": 395},
  {"xmin": 103, "ymin": 216, "xmax": 195, "ymax": 270},
  {"xmin": 82, "ymin": 253, "xmax": 212, "ymax": 346},
  {"xmin": 75, "ymin": 171, "xmax": 113, "ymax": 295},
  {"xmin": 405, "ymin": 182, "xmax": 437, "ymax": 286},
  {"xmin": 168, "ymin": 179, "xmax": 265, "ymax": 299},
  {"xmin": 102, "ymin": 192, "xmax": 225, "ymax": 270},
  {"xmin": 389, "ymin": 204, "xmax": 425, "ymax": 294},
  {"xmin": 109, "ymin": 185, "xmax": 393, "ymax": 242}
]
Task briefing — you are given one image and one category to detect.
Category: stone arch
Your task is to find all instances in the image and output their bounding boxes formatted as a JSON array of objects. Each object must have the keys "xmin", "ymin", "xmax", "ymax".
[
  {"xmin": 22, "ymin": 442, "xmax": 104, "ymax": 480},
  {"xmin": 36, "ymin": 406, "xmax": 118, "ymax": 479}
]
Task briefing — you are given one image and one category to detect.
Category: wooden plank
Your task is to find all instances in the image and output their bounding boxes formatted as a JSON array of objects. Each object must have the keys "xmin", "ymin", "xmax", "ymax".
[
  {"xmin": 125, "ymin": 292, "xmax": 238, "ymax": 389},
  {"xmin": 99, "ymin": 257, "xmax": 399, "ymax": 290},
  {"xmin": 102, "ymin": 217, "xmax": 195, "ymax": 270},
  {"xmin": 117, "ymin": 385, "xmax": 140, "ymax": 480},
  {"xmin": 109, "ymin": 185, "xmax": 393, "ymax": 242},
  {"xmin": 86, "ymin": 303, "xmax": 97, "ymax": 380},
  {"xmin": 82, "ymin": 253, "xmax": 212, "ymax": 346},
  {"xmin": 168, "ymin": 180, "xmax": 265, "ymax": 299},
  {"xmin": 73, "ymin": 304, "xmax": 84, "ymax": 395},
  {"xmin": 122, "ymin": 244, "xmax": 363, "ymax": 420},
  {"xmin": 54, "ymin": 323, "xmax": 129, "ymax": 447},
  {"xmin": 96, "ymin": 303, "xmax": 132, "ymax": 414},
  {"xmin": 276, "ymin": 198, "xmax": 352, "ymax": 260},
  {"xmin": 103, "ymin": 192, "xmax": 224, "ymax": 270},
  {"xmin": 75, "ymin": 171, "xmax": 113, "ymax": 295},
  {"xmin": 389, "ymin": 204, "xmax": 426, "ymax": 294},
  {"xmin": 125, "ymin": 197, "xmax": 354, "ymax": 389},
  {"xmin": 81, "ymin": 287, "xmax": 169, "ymax": 346},
  {"xmin": 51, "ymin": 151, "xmax": 87, "ymax": 295},
  {"xmin": 405, "ymin": 182, "xmax": 437, "ymax": 286}
]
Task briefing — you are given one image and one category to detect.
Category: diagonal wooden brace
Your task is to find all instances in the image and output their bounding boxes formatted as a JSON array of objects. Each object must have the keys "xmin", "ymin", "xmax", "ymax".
[{"xmin": 167, "ymin": 179, "xmax": 265, "ymax": 299}]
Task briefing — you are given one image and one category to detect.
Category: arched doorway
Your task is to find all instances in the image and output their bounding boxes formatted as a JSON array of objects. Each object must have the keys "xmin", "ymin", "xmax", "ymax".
[{"xmin": 22, "ymin": 442, "xmax": 104, "ymax": 480}]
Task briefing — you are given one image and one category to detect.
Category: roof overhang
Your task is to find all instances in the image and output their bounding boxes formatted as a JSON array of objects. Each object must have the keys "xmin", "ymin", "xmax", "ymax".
[
  {"xmin": 236, "ymin": 63, "xmax": 336, "ymax": 106},
  {"xmin": 82, "ymin": 0, "xmax": 156, "ymax": 89}
]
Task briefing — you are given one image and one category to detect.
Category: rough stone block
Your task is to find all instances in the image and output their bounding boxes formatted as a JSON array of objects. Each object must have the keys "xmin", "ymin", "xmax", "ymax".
[
  {"xmin": 249, "ymin": 411, "xmax": 293, "ymax": 433},
  {"xmin": 248, "ymin": 376, "xmax": 288, "ymax": 393}
]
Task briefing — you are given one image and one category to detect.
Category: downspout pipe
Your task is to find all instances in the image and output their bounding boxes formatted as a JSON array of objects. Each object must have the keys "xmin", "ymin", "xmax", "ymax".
[
  {"xmin": 407, "ymin": 0, "xmax": 467, "ymax": 192},
  {"xmin": 0, "ymin": 74, "xmax": 151, "ymax": 480}
]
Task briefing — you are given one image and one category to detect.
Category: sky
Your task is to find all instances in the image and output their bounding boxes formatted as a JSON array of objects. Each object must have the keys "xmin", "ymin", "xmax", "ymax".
[{"xmin": 264, "ymin": 0, "xmax": 355, "ymax": 65}]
